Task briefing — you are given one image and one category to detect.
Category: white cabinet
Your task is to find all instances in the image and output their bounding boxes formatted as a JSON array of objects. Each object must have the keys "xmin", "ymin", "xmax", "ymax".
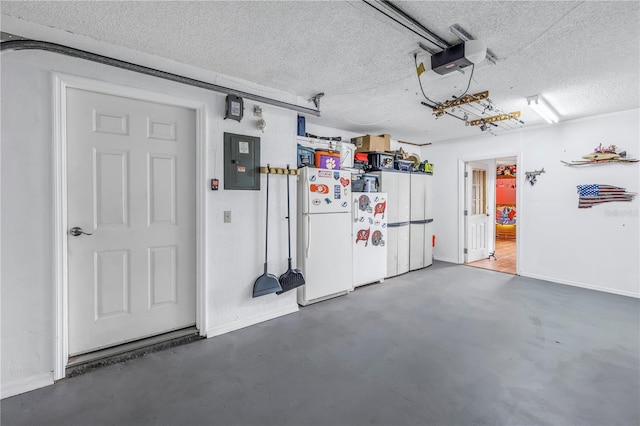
[
  {"xmin": 377, "ymin": 171, "xmax": 410, "ymax": 223},
  {"xmin": 386, "ymin": 225, "xmax": 411, "ymax": 277},
  {"xmin": 373, "ymin": 171, "xmax": 411, "ymax": 278},
  {"xmin": 409, "ymin": 221, "xmax": 434, "ymax": 271},
  {"xmin": 397, "ymin": 224, "xmax": 411, "ymax": 275},
  {"xmin": 409, "ymin": 173, "xmax": 434, "ymax": 271},
  {"xmin": 409, "ymin": 223, "xmax": 426, "ymax": 270},
  {"xmin": 386, "ymin": 226, "xmax": 399, "ymax": 277},
  {"xmin": 371, "ymin": 171, "xmax": 434, "ymax": 277},
  {"xmin": 410, "ymin": 174, "xmax": 426, "ymax": 221},
  {"xmin": 424, "ymin": 221, "xmax": 434, "ymax": 266}
]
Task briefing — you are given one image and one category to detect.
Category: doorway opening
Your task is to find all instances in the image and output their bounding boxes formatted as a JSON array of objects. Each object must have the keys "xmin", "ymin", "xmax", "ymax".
[{"xmin": 463, "ymin": 156, "xmax": 517, "ymax": 275}]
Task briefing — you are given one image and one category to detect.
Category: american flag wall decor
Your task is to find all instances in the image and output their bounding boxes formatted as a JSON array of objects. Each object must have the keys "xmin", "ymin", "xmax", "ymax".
[{"xmin": 576, "ymin": 184, "xmax": 637, "ymax": 208}]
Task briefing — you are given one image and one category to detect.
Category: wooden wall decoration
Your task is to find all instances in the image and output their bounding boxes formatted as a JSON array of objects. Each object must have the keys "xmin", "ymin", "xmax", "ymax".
[{"xmin": 563, "ymin": 144, "xmax": 639, "ymax": 166}]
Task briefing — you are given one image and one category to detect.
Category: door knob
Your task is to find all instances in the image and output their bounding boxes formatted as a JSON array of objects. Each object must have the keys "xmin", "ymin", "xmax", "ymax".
[{"xmin": 69, "ymin": 227, "xmax": 93, "ymax": 237}]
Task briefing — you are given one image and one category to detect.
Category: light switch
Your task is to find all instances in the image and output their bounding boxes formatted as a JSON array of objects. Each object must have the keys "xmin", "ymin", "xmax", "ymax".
[{"xmin": 224, "ymin": 211, "xmax": 232, "ymax": 223}]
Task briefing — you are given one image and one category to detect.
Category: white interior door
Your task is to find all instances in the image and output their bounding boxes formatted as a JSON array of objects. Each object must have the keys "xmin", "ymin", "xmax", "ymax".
[
  {"xmin": 465, "ymin": 162, "xmax": 490, "ymax": 263},
  {"xmin": 66, "ymin": 88, "xmax": 196, "ymax": 356}
]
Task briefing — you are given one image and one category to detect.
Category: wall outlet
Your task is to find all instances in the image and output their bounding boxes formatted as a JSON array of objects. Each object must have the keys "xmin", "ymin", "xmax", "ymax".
[{"xmin": 224, "ymin": 211, "xmax": 231, "ymax": 223}]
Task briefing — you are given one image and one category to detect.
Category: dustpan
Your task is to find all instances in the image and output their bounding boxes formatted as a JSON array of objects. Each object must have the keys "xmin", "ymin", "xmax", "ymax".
[
  {"xmin": 277, "ymin": 165, "xmax": 305, "ymax": 294},
  {"xmin": 253, "ymin": 167, "xmax": 282, "ymax": 297}
]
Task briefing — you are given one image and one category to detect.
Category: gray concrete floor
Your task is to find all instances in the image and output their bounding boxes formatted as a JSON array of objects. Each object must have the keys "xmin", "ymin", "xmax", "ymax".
[{"xmin": 2, "ymin": 261, "xmax": 639, "ymax": 426}]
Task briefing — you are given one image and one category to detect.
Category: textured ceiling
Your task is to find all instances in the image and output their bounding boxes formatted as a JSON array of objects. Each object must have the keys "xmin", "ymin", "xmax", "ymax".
[{"xmin": 2, "ymin": 1, "xmax": 639, "ymax": 144}]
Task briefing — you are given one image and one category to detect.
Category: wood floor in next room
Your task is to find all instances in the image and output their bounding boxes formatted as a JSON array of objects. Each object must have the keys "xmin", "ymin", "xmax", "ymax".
[{"xmin": 467, "ymin": 238, "xmax": 516, "ymax": 274}]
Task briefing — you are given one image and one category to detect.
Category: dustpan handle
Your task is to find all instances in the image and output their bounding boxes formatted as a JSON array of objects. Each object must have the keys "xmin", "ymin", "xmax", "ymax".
[
  {"xmin": 264, "ymin": 165, "xmax": 270, "ymax": 266},
  {"xmin": 286, "ymin": 164, "xmax": 292, "ymax": 260}
]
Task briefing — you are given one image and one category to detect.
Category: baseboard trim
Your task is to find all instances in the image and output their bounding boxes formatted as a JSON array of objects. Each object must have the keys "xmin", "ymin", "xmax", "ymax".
[
  {"xmin": 298, "ymin": 290, "xmax": 349, "ymax": 306},
  {"xmin": 520, "ymin": 272, "xmax": 640, "ymax": 299},
  {"xmin": 433, "ymin": 256, "xmax": 458, "ymax": 264},
  {"xmin": 206, "ymin": 303, "xmax": 299, "ymax": 338},
  {"xmin": 1, "ymin": 373, "xmax": 54, "ymax": 399}
]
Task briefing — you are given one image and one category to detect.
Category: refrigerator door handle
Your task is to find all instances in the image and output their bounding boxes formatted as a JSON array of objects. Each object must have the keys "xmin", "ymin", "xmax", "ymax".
[
  {"xmin": 306, "ymin": 213, "xmax": 311, "ymax": 258},
  {"xmin": 353, "ymin": 197, "xmax": 359, "ymax": 222}
]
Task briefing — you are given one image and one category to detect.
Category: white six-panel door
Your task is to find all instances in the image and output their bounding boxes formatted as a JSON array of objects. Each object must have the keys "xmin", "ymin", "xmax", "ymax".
[{"xmin": 66, "ymin": 88, "xmax": 196, "ymax": 355}]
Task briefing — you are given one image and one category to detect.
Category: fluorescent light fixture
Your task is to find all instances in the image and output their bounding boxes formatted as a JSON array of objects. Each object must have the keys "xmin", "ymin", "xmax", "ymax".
[{"xmin": 527, "ymin": 95, "xmax": 559, "ymax": 123}]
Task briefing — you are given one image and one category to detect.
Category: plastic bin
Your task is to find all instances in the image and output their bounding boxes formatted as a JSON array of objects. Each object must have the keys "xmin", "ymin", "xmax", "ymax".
[
  {"xmin": 361, "ymin": 174, "xmax": 379, "ymax": 192},
  {"xmin": 368, "ymin": 152, "xmax": 394, "ymax": 170},
  {"xmin": 354, "ymin": 152, "xmax": 369, "ymax": 162},
  {"xmin": 351, "ymin": 174, "xmax": 379, "ymax": 192},
  {"xmin": 297, "ymin": 144, "xmax": 315, "ymax": 168},
  {"xmin": 351, "ymin": 179, "xmax": 365, "ymax": 192},
  {"xmin": 395, "ymin": 159, "xmax": 413, "ymax": 171},
  {"xmin": 315, "ymin": 150, "xmax": 341, "ymax": 170},
  {"xmin": 337, "ymin": 141, "xmax": 355, "ymax": 169}
]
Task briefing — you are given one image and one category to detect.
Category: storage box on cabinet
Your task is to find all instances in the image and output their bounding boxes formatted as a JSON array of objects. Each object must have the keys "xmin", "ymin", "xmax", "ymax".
[{"xmin": 351, "ymin": 134, "xmax": 391, "ymax": 153}]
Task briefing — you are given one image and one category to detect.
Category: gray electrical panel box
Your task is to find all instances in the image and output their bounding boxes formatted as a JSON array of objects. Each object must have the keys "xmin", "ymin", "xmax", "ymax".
[{"xmin": 224, "ymin": 133, "xmax": 260, "ymax": 190}]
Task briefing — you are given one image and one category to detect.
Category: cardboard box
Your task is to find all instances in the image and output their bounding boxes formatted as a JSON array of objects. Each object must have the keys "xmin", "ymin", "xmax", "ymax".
[{"xmin": 351, "ymin": 134, "xmax": 391, "ymax": 153}]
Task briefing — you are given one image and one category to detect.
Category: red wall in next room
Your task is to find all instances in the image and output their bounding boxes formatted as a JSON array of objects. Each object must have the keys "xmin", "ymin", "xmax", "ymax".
[{"xmin": 496, "ymin": 177, "xmax": 516, "ymax": 204}]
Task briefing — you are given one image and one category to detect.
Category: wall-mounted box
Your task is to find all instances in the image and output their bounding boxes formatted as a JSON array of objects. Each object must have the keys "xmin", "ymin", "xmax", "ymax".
[{"xmin": 224, "ymin": 133, "xmax": 260, "ymax": 190}]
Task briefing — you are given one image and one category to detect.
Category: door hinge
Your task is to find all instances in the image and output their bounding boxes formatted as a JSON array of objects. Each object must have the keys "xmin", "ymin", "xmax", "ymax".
[
  {"xmin": 464, "ymin": 210, "xmax": 468, "ymax": 216},
  {"xmin": 464, "ymin": 171, "xmax": 468, "ymax": 178},
  {"xmin": 464, "ymin": 248, "xmax": 468, "ymax": 254}
]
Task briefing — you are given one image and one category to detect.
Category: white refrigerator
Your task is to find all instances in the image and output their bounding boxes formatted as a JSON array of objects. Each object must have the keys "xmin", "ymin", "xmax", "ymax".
[
  {"xmin": 409, "ymin": 172, "xmax": 434, "ymax": 271},
  {"xmin": 352, "ymin": 192, "xmax": 388, "ymax": 288},
  {"xmin": 297, "ymin": 167, "xmax": 353, "ymax": 306},
  {"xmin": 372, "ymin": 171, "xmax": 411, "ymax": 278}
]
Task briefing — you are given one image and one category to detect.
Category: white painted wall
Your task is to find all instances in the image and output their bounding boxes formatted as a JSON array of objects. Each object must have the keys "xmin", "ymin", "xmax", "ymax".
[
  {"xmin": 312, "ymin": 114, "xmax": 640, "ymax": 298},
  {"xmin": 425, "ymin": 110, "xmax": 640, "ymax": 297},
  {"xmin": 1, "ymin": 17, "xmax": 299, "ymax": 397}
]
